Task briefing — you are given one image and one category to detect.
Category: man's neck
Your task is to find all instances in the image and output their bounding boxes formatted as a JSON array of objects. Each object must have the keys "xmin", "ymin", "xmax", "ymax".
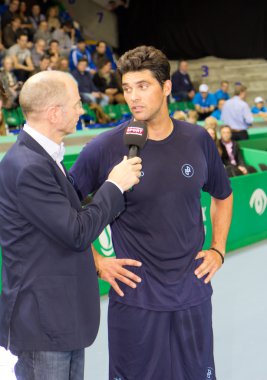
[
  {"xmin": 146, "ymin": 113, "xmax": 173, "ymax": 141},
  {"xmin": 26, "ymin": 122, "xmax": 63, "ymax": 145}
]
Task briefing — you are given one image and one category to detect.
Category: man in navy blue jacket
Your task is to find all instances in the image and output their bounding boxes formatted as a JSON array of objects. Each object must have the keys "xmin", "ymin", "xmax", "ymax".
[{"xmin": 0, "ymin": 70, "xmax": 142, "ymax": 380}]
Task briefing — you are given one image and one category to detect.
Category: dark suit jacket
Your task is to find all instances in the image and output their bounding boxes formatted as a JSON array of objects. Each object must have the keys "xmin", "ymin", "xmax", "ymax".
[
  {"xmin": 219, "ymin": 139, "xmax": 245, "ymax": 167},
  {"xmin": 0, "ymin": 130, "xmax": 124, "ymax": 351},
  {"xmin": 171, "ymin": 70, "xmax": 194, "ymax": 96}
]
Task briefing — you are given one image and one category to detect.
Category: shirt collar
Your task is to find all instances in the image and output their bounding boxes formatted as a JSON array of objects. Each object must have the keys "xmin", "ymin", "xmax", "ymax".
[{"xmin": 23, "ymin": 123, "xmax": 65, "ymax": 163}]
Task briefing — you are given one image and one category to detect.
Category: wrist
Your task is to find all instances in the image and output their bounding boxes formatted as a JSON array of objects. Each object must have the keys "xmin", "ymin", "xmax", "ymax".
[{"xmin": 209, "ymin": 247, "xmax": 225, "ymax": 264}]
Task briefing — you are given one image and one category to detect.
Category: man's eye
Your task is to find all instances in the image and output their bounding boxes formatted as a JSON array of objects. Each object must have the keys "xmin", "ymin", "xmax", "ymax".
[
  {"xmin": 140, "ymin": 84, "xmax": 148, "ymax": 90},
  {"xmin": 123, "ymin": 88, "xmax": 131, "ymax": 93}
]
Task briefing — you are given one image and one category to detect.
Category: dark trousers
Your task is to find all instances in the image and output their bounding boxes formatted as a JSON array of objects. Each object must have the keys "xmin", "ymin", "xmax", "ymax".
[
  {"xmin": 231, "ymin": 130, "xmax": 249, "ymax": 141},
  {"xmin": 11, "ymin": 349, "xmax": 85, "ymax": 380},
  {"xmin": 226, "ymin": 164, "xmax": 257, "ymax": 177}
]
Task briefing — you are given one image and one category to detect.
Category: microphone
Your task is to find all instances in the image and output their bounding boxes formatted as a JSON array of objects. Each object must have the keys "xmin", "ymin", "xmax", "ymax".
[{"xmin": 123, "ymin": 121, "xmax": 148, "ymax": 159}]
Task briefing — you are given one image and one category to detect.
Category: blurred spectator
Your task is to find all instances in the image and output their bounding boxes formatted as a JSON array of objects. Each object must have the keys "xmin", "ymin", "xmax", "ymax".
[
  {"xmin": 172, "ymin": 110, "xmax": 187, "ymax": 121},
  {"xmin": 29, "ymin": 4, "xmax": 46, "ymax": 31},
  {"xmin": 171, "ymin": 60, "xmax": 195, "ymax": 101},
  {"xmin": 34, "ymin": 55, "xmax": 50, "ymax": 73},
  {"xmin": 251, "ymin": 96, "xmax": 267, "ymax": 117},
  {"xmin": 93, "ymin": 59, "xmax": 125, "ymax": 104},
  {"xmin": 186, "ymin": 110, "xmax": 198, "ymax": 124},
  {"xmin": 193, "ymin": 84, "xmax": 216, "ymax": 120},
  {"xmin": 31, "ymin": 38, "xmax": 46, "ymax": 68},
  {"xmin": 46, "ymin": 5, "xmax": 60, "ymax": 32},
  {"xmin": 34, "ymin": 20, "xmax": 51, "ymax": 44},
  {"xmin": 52, "ymin": 21, "xmax": 75, "ymax": 57},
  {"xmin": 2, "ymin": 16, "xmax": 22, "ymax": 49},
  {"xmin": 234, "ymin": 81, "xmax": 242, "ymax": 93},
  {"xmin": 49, "ymin": 54, "xmax": 59, "ymax": 70},
  {"xmin": 211, "ymin": 99, "xmax": 225, "ymax": 120},
  {"xmin": 69, "ymin": 38, "xmax": 96, "ymax": 73},
  {"xmin": 204, "ymin": 116, "xmax": 218, "ymax": 131},
  {"xmin": 92, "ymin": 41, "xmax": 110, "ymax": 68},
  {"xmin": 48, "ymin": 39, "xmax": 61, "ymax": 59},
  {"xmin": 204, "ymin": 124, "xmax": 222, "ymax": 157},
  {"xmin": 0, "ymin": 56, "xmax": 21, "ymax": 109},
  {"xmin": 214, "ymin": 81, "xmax": 230, "ymax": 102},
  {"xmin": 72, "ymin": 58, "xmax": 109, "ymax": 107},
  {"xmin": 0, "ymin": 110, "xmax": 7, "ymax": 136},
  {"xmin": 221, "ymin": 85, "xmax": 253, "ymax": 140},
  {"xmin": 1, "ymin": 0, "xmax": 19, "ymax": 31},
  {"xmin": 7, "ymin": 33, "xmax": 34, "ymax": 82},
  {"xmin": 19, "ymin": 1, "xmax": 33, "ymax": 33},
  {"xmin": 58, "ymin": 57, "xmax": 70, "ymax": 73},
  {"xmin": 219, "ymin": 125, "xmax": 256, "ymax": 176}
]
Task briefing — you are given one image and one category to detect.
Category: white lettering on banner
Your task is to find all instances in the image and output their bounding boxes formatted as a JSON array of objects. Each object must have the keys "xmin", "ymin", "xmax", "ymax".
[
  {"xmin": 126, "ymin": 126, "xmax": 143, "ymax": 136},
  {"xmin": 249, "ymin": 188, "xmax": 267, "ymax": 216},
  {"xmin": 98, "ymin": 225, "xmax": 114, "ymax": 256}
]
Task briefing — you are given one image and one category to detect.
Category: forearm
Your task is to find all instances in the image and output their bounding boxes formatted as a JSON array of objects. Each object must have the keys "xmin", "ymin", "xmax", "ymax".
[{"xmin": 210, "ymin": 193, "xmax": 233, "ymax": 253}]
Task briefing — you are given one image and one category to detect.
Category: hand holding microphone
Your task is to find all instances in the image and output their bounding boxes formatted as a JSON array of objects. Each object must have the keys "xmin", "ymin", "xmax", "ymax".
[
  {"xmin": 108, "ymin": 121, "xmax": 147, "ymax": 192},
  {"xmin": 108, "ymin": 156, "xmax": 142, "ymax": 192}
]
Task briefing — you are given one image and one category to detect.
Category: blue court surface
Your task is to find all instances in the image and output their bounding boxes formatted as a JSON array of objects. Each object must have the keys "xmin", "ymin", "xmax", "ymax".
[{"xmin": 1, "ymin": 240, "xmax": 267, "ymax": 379}]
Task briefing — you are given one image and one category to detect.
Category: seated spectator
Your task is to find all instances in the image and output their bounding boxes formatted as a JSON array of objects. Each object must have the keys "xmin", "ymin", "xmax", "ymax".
[
  {"xmin": 219, "ymin": 125, "xmax": 256, "ymax": 177},
  {"xmin": 19, "ymin": 1, "xmax": 33, "ymax": 36},
  {"xmin": 47, "ymin": 39, "xmax": 62, "ymax": 60},
  {"xmin": 3, "ymin": 16, "xmax": 23, "ymax": 49},
  {"xmin": 204, "ymin": 116, "xmax": 218, "ymax": 131},
  {"xmin": 92, "ymin": 41, "xmax": 110, "ymax": 68},
  {"xmin": 193, "ymin": 84, "xmax": 216, "ymax": 120},
  {"xmin": 7, "ymin": 33, "xmax": 34, "ymax": 82},
  {"xmin": 204, "ymin": 124, "xmax": 222, "ymax": 157},
  {"xmin": 171, "ymin": 60, "xmax": 195, "ymax": 101},
  {"xmin": 49, "ymin": 54, "xmax": 59, "ymax": 70},
  {"xmin": 52, "ymin": 21, "xmax": 75, "ymax": 57},
  {"xmin": 0, "ymin": 56, "xmax": 21, "ymax": 109},
  {"xmin": 251, "ymin": 96, "xmax": 267, "ymax": 117},
  {"xmin": 46, "ymin": 5, "xmax": 61, "ymax": 32},
  {"xmin": 31, "ymin": 38, "xmax": 46, "ymax": 68},
  {"xmin": 29, "ymin": 4, "xmax": 46, "ymax": 32},
  {"xmin": 1, "ymin": 0, "xmax": 19, "ymax": 31},
  {"xmin": 93, "ymin": 59, "xmax": 125, "ymax": 104},
  {"xmin": 221, "ymin": 85, "xmax": 253, "ymax": 141},
  {"xmin": 34, "ymin": 20, "xmax": 52, "ymax": 45},
  {"xmin": 211, "ymin": 99, "xmax": 225, "ymax": 120},
  {"xmin": 186, "ymin": 109, "xmax": 198, "ymax": 124},
  {"xmin": 58, "ymin": 57, "xmax": 70, "ymax": 72},
  {"xmin": 34, "ymin": 55, "xmax": 50, "ymax": 73},
  {"xmin": 173, "ymin": 110, "xmax": 187, "ymax": 121},
  {"xmin": 69, "ymin": 38, "xmax": 96, "ymax": 73},
  {"xmin": 214, "ymin": 81, "xmax": 230, "ymax": 102},
  {"xmin": 72, "ymin": 58, "xmax": 109, "ymax": 108}
]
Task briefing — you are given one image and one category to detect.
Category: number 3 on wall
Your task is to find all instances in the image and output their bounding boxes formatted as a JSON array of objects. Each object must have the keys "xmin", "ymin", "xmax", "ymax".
[{"xmin": 201, "ymin": 65, "xmax": 209, "ymax": 77}]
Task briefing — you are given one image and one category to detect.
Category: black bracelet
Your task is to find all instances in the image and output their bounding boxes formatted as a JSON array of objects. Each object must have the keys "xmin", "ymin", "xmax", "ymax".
[{"xmin": 209, "ymin": 247, "xmax": 225, "ymax": 264}]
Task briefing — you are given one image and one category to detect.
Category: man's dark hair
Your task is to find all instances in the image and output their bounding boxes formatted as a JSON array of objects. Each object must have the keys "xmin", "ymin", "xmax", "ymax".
[
  {"xmin": 17, "ymin": 32, "xmax": 28, "ymax": 40},
  {"xmin": 234, "ymin": 84, "xmax": 247, "ymax": 96},
  {"xmin": 117, "ymin": 45, "xmax": 170, "ymax": 87},
  {"xmin": 220, "ymin": 124, "xmax": 232, "ymax": 132},
  {"xmin": 98, "ymin": 58, "xmax": 112, "ymax": 70},
  {"xmin": 77, "ymin": 58, "xmax": 88, "ymax": 64},
  {"xmin": 49, "ymin": 39, "xmax": 59, "ymax": 46},
  {"xmin": 40, "ymin": 55, "xmax": 50, "ymax": 62}
]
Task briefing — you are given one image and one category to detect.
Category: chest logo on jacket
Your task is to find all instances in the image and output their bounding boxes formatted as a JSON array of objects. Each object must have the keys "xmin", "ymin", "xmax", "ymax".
[{"xmin": 181, "ymin": 164, "xmax": 194, "ymax": 178}]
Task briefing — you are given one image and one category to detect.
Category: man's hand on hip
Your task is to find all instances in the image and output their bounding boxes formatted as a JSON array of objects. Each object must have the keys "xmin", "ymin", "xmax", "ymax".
[{"xmin": 194, "ymin": 249, "xmax": 223, "ymax": 284}]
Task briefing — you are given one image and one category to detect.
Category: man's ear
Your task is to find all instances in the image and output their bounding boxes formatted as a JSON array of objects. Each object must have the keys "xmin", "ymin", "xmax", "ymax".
[
  {"xmin": 46, "ymin": 105, "xmax": 61, "ymax": 124},
  {"xmin": 163, "ymin": 79, "xmax": 172, "ymax": 97}
]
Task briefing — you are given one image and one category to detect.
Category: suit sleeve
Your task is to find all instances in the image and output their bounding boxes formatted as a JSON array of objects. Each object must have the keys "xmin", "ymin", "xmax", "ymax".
[{"xmin": 17, "ymin": 162, "xmax": 124, "ymax": 252}]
